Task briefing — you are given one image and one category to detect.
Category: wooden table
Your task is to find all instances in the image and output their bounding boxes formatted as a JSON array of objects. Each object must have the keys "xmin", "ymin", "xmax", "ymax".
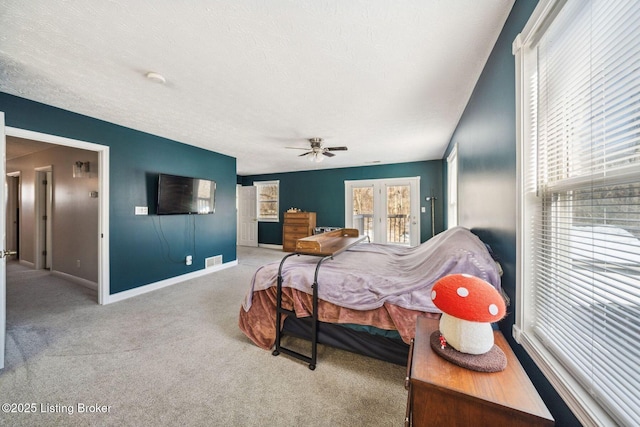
[
  {"xmin": 294, "ymin": 228, "xmax": 367, "ymax": 256},
  {"xmin": 405, "ymin": 317, "xmax": 554, "ymax": 426}
]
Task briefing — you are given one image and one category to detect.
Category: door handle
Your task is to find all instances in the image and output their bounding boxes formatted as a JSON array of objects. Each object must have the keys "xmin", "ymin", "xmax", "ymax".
[{"xmin": 0, "ymin": 249, "xmax": 17, "ymax": 258}]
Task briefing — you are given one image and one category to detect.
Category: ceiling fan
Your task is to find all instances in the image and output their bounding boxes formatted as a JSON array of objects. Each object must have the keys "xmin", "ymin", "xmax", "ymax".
[{"xmin": 287, "ymin": 137, "xmax": 348, "ymax": 162}]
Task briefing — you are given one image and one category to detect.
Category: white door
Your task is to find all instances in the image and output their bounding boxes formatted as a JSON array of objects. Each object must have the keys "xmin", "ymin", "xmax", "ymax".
[
  {"xmin": 1, "ymin": 112, "xmax": 7, "ymax": 369},
  {"xmin": 237, "ymin": 185, "xmax": 258, "ymax": 247},
  {"xmin": 345, "ymin": 177, "xmax": 420, "ymax": 246}
]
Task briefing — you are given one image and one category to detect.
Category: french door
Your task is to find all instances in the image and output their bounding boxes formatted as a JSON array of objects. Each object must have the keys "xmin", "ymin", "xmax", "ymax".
[{"xmin": 345, "ymin": 177, "xmax": 420, "ymax": 246}]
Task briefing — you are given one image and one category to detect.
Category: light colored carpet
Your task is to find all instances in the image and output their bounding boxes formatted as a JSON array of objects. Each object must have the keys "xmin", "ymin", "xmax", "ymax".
[{"xmin": 1, "ymin": 246, "xmax": 408, "ymax": 426}]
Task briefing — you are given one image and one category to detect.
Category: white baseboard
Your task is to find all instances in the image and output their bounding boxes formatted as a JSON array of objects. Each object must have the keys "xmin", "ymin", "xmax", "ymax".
[
  {"xmin": 258, "ymin": 243, "xmax": 283, "ymax": 250},
  {"xmin": 19, "ymin": 260, "xmax": 35, "ymax": 268},
  {"xmin": 52, "ymin": 270, "xmax": 98, "ymax": 291},
  {"xmin": 104, "ymin": 260, "xmax": 238, "ymax": 304}
]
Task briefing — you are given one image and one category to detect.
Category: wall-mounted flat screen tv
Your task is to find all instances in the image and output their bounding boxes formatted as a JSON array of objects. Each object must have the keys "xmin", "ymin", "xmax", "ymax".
[{"xmin": 157, "ymin": 173, "xmax": 216, "ymax": 215}]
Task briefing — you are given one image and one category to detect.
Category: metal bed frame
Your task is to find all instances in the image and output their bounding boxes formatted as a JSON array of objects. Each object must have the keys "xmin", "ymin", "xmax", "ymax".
[{"xmin": 271, "ymin": 229, "xmax": 368, "ymax": 370}]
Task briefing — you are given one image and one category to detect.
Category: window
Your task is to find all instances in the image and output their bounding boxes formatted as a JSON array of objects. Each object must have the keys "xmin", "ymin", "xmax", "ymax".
[
  {"xmin": 254, "ymin": 180, "xmax": 279, "ymax": 222},
  {"xmin": 514, "ymin": 1, "xmax": 640, "ymax": 425},
  {"xmin": 447, "ymin": 144, "xmax": 458, "ymax": 228}
]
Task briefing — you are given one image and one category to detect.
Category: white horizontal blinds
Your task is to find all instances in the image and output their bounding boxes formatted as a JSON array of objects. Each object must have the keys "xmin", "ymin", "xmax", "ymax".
[{"xmin": 531, "ymin": 0, "xmax": 640, "ymax": 425}]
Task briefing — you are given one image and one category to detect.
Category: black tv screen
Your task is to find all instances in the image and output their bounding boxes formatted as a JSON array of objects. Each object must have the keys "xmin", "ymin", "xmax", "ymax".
[{"xmin": 157, "ymin": 173, "xmax": 216, "ymax": 215}]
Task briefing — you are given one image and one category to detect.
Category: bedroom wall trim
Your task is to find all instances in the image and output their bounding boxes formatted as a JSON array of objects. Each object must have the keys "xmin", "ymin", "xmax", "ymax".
[
  {"xmin": 259, "ymin": 243, "xmax": 282, "ymax": 250},
  {"xmin": 52, "ymin": 270, "xmax": 98, "ymax": 291},
  {"xmin": 104, "ymin": 259, "xmax": 238, "ymax": 305},
  {"xmin": 18, "ymin": 260, "xmax": 35, "ymax": 269}
]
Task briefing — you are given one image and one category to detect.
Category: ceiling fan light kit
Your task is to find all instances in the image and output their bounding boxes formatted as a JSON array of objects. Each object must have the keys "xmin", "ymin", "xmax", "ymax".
[{"xmin": 309, "ymin": 152, "xmax": 324, "ymax": 162}]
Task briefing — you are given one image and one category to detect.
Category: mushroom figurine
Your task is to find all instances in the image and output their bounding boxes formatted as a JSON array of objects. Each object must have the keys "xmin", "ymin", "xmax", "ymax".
[{"xmin": 431, "ymin": 274, "xmax": 506, "ymax": 355}]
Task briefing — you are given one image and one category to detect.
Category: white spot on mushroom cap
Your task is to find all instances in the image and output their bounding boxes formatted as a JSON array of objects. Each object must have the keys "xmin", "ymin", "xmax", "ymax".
[
  {"xmin": 489, "ymin": 304, "xmax": 499, "ymax": 316},
  {"xmin": 431, "ymin": 290, "xmax": 437, "ymax": 300},
  {"xmin": 457, "ymin": 287, "xmax": 469, "ymax": 297}
]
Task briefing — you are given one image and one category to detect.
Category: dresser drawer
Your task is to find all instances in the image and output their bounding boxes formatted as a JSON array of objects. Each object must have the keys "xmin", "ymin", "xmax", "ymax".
[
  {"xmin": 284, "ymin": 214, "xmax": 314, "ymax": 224},
  {"xmin": 283, "ymin": 224, "xmax": 311, "ymax": 234}
]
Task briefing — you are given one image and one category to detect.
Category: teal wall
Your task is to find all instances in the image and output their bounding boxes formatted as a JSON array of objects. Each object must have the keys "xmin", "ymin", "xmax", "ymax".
[
  {"xmin": 1, "ymin": 92, "xmax": 237, "ymax": 294},
  {"xmin": 443, "ymin": 1, "xmax": 580, "ymax": 425},
  {"xmin": 240, "ymin": 160, "xmax": 443, "ymax": 245}
]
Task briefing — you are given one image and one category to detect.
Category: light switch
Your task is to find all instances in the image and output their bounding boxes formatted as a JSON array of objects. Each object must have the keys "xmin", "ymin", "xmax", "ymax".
[{"xmin": 135, "ymin": 206, "xmax": 148, "ymax": 215}]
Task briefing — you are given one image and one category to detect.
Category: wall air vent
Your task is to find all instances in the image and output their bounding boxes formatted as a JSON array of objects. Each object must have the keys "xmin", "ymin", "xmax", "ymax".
[{"xmin": 205, "ymin": 255, "xmax": 223, "ymax": 269}]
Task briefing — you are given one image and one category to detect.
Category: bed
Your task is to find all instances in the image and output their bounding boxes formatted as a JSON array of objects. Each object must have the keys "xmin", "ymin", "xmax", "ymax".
[{"xmin": 238, "ymin": 226, "xmax": 502, "ymax": 366}]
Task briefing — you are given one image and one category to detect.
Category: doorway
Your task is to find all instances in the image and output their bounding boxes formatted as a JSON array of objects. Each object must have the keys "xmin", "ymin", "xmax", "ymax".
[
  {"xmin": 4, "ymin": 126, "xmax": 110, "ymax": 304},
  {"xmin": 1, "ymin": 116, "xmax": 110, "ymax": 371},
  {"xmin": 345, "ymin": 177, "xmax": 420, "ymax": 246}
]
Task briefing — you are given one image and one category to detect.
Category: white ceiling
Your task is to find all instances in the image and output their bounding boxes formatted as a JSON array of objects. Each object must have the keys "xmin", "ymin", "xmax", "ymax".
[{"xmin": 0, "ymin": 1, "xmax": 514, "ymax": 175}]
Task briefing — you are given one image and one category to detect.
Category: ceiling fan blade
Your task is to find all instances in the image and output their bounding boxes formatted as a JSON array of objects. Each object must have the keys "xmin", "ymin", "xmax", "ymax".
[
  {"xmin": 286, "ymin": 146, "xmax": 311, "ymax": 150},
  {"xmin": 326, "ymin": 146, "xmax": 348, "ymax": 151},
  {"xmin": 298, "ymin": 151, "xmax": 312, "ymax": 157},
  {"xmin": 322, "ymin": 151, "xmax": 336, "ymax": 157}
]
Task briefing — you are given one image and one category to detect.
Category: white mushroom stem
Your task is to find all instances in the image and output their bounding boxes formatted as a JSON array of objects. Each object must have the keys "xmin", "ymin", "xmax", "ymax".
[{"xmin": 439, "ymin": 312, "xmax": 494, "ymax": 355}]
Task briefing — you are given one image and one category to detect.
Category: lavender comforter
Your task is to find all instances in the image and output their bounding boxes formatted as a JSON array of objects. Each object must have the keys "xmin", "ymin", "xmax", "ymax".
[{"xmin": 242, "ymin": 226, "xmax": 501, "ymax": 314}]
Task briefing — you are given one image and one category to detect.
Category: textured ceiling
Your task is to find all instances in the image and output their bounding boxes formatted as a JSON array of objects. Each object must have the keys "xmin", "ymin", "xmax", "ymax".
[{"xmin": 0, "ymin": 1, "xmax": 514, "ymax": 175}]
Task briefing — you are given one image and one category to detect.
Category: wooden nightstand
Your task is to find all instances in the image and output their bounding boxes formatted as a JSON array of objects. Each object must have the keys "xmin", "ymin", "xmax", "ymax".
[{"xmin": 405, "ymin": 317, "xmax": 554, "ymax": 427}]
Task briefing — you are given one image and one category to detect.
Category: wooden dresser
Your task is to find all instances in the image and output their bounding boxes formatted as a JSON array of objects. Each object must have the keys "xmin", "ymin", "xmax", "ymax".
[
  {"xmin": 405, "ymin": 317, "xmax": 554, "ymax": 427},
  {"xmin": 282, "ymin": 212, "xmax": 316, "ymax": 252}
]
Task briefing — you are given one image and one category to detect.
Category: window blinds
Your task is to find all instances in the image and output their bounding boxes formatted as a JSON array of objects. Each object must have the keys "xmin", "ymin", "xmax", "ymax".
[{"xmin": 529, "ymin": 0, "xmax": 640, "ymax": 425}]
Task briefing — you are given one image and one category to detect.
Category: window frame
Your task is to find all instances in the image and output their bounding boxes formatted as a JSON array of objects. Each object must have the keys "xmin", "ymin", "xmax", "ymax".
[
  {"xmin": 446, "ymin": 144, "xmax": 458, "ymax": 229},
  {"xmin": 254, "ymin": 180, "xmax": 279, "ymax": 222},
  {"xmin": 514, "ymin": 0, "xmax": 640, "ymax": 425}
]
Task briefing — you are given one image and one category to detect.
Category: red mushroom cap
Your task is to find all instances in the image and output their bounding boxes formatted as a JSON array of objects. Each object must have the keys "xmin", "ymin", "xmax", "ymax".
[{"xmin": 431, "ymin": 274, "xmax": 505, "ymax": 322}]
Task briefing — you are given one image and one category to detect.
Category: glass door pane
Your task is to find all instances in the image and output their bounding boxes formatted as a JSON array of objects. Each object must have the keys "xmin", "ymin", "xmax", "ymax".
[
  {"xmin": 346, "ymin": 177, "xmax": 419, "ymax": 246},
  {"xmin": 352, "ymin": 186, "xmax": 374, "ymax": 241},
  {"xmin": 386, "ymin": 184, "xmax": 411, "ymax": 245}
]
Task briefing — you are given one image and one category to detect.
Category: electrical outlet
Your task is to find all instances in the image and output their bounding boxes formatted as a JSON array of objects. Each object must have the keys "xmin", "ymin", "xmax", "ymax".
[{"xmin": 186, "ymin": 255, "xmax": 192, "ymax": 266}]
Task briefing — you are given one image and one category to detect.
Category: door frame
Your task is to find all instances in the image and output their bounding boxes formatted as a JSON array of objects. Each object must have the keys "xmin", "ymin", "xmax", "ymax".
[
  {"xmin": 1, "ymin": 112, "xmax": 6, "ymax": 368},
  {"xmin": 5, "ymin": 126, "xmax": 110, "ymax": 305},
  {"xmin": 344, "ymin": 176, "xmax": 420, "ymax": 246},
  {"xmin": 6, "ymin": 172, "xmax": 20, "ymax": 260},
  {"xmin": 34, "ymin": 166, "xmax": 53, "ymax": 270},
  {"xmin": 446, "ymin": 144, "xmax": 459, "ymax": 229}
]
